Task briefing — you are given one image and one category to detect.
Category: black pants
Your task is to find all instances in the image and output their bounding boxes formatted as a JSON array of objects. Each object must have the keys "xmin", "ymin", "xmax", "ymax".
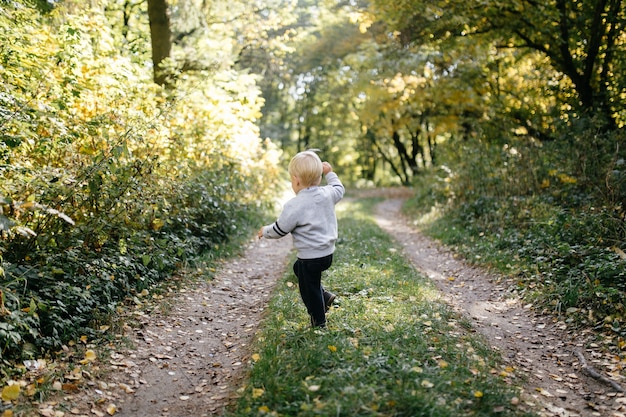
[{"xmin": 293, "ymin": 254, "xmax": 333, "ymax": 327}]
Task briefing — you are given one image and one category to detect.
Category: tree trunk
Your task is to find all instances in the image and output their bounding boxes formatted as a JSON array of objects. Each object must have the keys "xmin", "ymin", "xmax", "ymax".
[{"xmin": 147, "ymin": 0, "xmax": 172, "ymax": 86}]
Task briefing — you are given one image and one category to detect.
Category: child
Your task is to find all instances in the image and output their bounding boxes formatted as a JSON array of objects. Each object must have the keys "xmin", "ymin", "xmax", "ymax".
[{"xmin": 258, "ymin": 150, "xmax": 345, "ymax": 328}]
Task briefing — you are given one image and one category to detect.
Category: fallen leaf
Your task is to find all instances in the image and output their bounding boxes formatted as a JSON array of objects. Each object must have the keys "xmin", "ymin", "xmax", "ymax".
[
  {"xmin": 251, "ymin": 353, "xmax": 261, "ymax": 362},
  {"xmin": 38, "ymin": 408, "xmax": 57, "ymax": 417},
  {"xmin": 474, "ymin": 391, "xmax": 484, "ymax": 398},
  {"xmin": 23, "ymin": 359, "xmax": 47, "ymax": 372},
  {"xmin": 308, "ymin": 385, "xmax": 320, "ymax": 392},
  {"xmin": 327, "ymin": 345, "xmax": 337, "ymax": 353},
  {"xmin": 62, "ymin": 383, "xmax": 79, "ymax": 392},
  {"xmin": 118, "ymin": 383, "xmax": 134, "ymax": 394},
  {"xmin": 252, "ymin": 388, "xmax": 265, "ymax": 398},
  {"xmin": 79, "ymin": 349, "xmax": 97, "ymax": 364},
  {"xmin": 421, "ymin": 380, "xmax": 434, "ymax": 388},
  {"xmin": 106, "ymin": 404, "xmax": 117, "ymax": 415},
  {"xmin": 1, "ymin": 384, "xmax": 20, "ymax": 401},
  {"xmin": 612, "ymin": 246, "xmax": 626, "ymax": 260},
  {"xmin": 536, "ymin": 388, "xmax": 554, "ymax": 397}
]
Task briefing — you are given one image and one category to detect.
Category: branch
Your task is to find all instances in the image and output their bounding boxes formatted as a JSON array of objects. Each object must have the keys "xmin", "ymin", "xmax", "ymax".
[
  {"xmin": 370, "ymin": 133, "xmax": 407, "ymax": 184},
  {"xmin": 573, "ymin": 349, "xmax": 625, "ymax": 392}
]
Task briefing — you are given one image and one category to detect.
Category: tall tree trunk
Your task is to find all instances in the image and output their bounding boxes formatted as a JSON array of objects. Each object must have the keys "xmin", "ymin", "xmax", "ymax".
[
  {"xmin": 147, "ymin": 0, "xmax": 172, "ymax": 86},
  {"xmin": 370, "ymin": 131, "xmax": 408, "ymax": 185},
  {"xmin": 391, "ymin": 130, "xmax": 411, "ymax": 181}
]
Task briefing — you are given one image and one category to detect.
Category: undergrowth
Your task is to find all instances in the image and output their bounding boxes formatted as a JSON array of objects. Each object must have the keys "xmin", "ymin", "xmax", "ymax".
[
  {"xmin": 0, "ymin": 178, "xmax": 267, "ymax": 370},
  {"xmin": 227, "ymin": 199, "xmax": 533, "ymax": 417}
]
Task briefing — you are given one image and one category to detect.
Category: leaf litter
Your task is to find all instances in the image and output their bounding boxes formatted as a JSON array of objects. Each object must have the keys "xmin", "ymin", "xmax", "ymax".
[{"xmin": 26, "ymin": 236, "xmax": 293, "ymax": 417}]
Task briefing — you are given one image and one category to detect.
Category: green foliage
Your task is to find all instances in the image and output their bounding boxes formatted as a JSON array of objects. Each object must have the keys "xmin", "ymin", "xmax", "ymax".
[
  {"xmin": 368, "ymin": 0, "xmax": 625, "ymax": 129},
  {"xmin": 0, "ymin": 0, "xmax": 281, "ymax": 362},
  {"xmin": 227, "ymin": 200, "xmax": 532, "ymax": 417}
]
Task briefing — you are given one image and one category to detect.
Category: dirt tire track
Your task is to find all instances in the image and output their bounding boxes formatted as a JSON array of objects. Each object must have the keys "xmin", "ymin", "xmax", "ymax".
[
  {"xmin": 375, "ymin": 198, "xmax": 624, "ymax": 417},
  {"xmin": 100, "ymin": 237, "xmax": 293, "ymax": 417}
]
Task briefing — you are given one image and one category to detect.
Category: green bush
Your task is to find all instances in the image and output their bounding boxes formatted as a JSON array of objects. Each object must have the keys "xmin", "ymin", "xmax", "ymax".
[{"xmin": 0, "ymin": 1, "xmax": 280, "ymax": 362}]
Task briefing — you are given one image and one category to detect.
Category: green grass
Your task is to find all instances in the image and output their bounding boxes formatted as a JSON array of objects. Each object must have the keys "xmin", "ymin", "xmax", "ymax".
[{"xmin": 225, "ymin": 199, "xmax": 534, "ymax": 417}]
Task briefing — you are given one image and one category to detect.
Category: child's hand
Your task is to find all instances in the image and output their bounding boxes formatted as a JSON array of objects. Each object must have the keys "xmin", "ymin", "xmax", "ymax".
[
  {"xmin": 322, "ymin": 162, "xmax": 332, "ymax": 175},
  {"xmin": 257, "ymin": 227, "xmax": 264, "ymax": 239}
]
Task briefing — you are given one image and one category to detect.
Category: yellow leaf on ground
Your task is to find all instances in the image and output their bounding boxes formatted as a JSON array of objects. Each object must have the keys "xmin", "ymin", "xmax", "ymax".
[
  {"xmin": 106, "ymin": 403, "xmax": 117, "ymax": 415},
  {"xmin": 421, "ymin": 380, "xmax": 434, "ymax": 388},
  {"xmin": 1, "ymin": 384, "xmax": 20, "ymax": 401},
  {"xmin": 613, "ymin": 246, "xmax": 626, "ymax": 260},
  {"xmin": 537, "ymin": 388, "xmax": 554, "ymax": 397},
  {"xmin": 251, "ymin": 353, "xmax": 260, "ymax": 362},
  {"xmin": 327, "ymin": 345, "xmax": 337, "ymax": 352},
  {"xmin": 252, "ymin": 388, "xmax": 265, "ymax": 398},
  {"xmin": 474, "ymin": 391, "xmax": 484, "ymax": 398},
  {"xmin": 80, "ymin": 349, "xmax": 97, "ymax": 364}
]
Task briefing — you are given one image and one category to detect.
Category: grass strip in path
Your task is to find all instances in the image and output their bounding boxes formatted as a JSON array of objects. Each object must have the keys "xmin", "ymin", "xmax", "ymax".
[{"xmin": 226, "ymin": 199, "xmax": 535, "ymax": 417}]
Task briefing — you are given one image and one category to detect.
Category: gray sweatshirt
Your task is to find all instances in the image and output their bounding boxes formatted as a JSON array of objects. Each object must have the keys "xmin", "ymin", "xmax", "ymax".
[{"xmin": 262, "ymin": 172, "xmax": 345, "ymax": 259}]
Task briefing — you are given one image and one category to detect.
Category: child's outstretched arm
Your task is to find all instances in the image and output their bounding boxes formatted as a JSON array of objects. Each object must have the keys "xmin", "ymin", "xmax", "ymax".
[
  {"xmin": 322, "ymin": 161, "xmax": 345, "ymax": 202},
  {"xmin": 258, "ymin": 203, "xmax": 298, "ymax": 240}
]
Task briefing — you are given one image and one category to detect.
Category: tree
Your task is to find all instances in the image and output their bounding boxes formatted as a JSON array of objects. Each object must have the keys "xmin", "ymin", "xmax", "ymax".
[
  {"xmin": 147, "ymin": 0, "xmax": 172, "ymax": 86},
  {"xmin": 368, "ymin": 0, "xmax": 626, "ymax": 130}
]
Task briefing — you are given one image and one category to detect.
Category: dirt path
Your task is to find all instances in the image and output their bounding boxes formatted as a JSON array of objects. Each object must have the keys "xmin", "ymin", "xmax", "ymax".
[
  {"xmin": 65, "ymin": 194, "xmax": 625, "ymax": 417},
  {"xmin": 70, "ymin": 236, "xmax": 293, "ymax": 417},
  {"xmin": 375, "ymin": 198, "xmax": 625, "ymax": 417}
]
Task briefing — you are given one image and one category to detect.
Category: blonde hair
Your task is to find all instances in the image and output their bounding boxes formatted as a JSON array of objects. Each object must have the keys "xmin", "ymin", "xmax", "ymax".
[{"xmin": 288, "ymin": 150, "xmax": 323, "ymax": 187}]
